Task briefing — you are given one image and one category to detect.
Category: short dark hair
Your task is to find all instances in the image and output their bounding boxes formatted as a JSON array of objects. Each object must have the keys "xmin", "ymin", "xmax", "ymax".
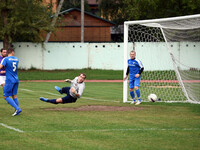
[
  {"xmin": 7, "ymin": 47, "xmax": 14, "ymax": 54},
  {"xmin": 80, "ymin": 73, "xmax": 86, "ymax": 79},
  {"xmin": 1, "ymin": 48, "xmax": 6, "ymax": 52}
]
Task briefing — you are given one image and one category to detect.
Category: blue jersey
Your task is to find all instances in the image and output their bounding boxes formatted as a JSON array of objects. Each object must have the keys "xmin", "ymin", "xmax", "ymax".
[
  {"xmin": 128, "ymin": 58, "xmax": 143, "ymax": 80},
  {"xmin": 1, "ymin": 56, "xmax": 19, "ymax": 83},
  {"xmin": 0, "ymin": 56, "xmax": 6, "ymax": 76}
]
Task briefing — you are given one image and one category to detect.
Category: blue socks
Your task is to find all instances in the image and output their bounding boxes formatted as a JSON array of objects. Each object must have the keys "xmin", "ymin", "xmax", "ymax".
[
  {"xmin": 13, "ymin": 98, "xmax": 19, "ymax": 106},
  {"xmin": 130, "ymin": 89, "xmax": 141, "ymax": 102},
  {"xmin": 130, "ymin": 91, "xmax": 136, "ymax": 102},
  {"xmin": 5, "ymin": 97, "xmax": 19, "ymax": 110},
  {"xmin": 135, "ymin": 89, "xmax": 141, "ymax": 102},
  {"xmin": 130, "ymin": 91, "xmax": 135, "ymax": 99}
]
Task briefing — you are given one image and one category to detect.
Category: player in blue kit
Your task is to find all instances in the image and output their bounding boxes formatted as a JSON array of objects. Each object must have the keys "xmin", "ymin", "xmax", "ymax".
[
  {"xmin": 123, "ymin": 50, "xmax": 144, "ymax": 105},
  {"xmin": 0, "ymin": 47, "xmax": 22, "ymax": 116}
]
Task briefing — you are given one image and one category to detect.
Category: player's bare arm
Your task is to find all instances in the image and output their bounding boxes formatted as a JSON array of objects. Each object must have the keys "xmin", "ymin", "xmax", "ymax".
[
  {"xmin": 0, "ymin": 70, "xmax": 5, "ymax": 74},
  {"xmin": 65, "ymin": 79, "xmax": 72, "ymax": 83},
  {"xmin": 0, "ymin": 64, "xmax": 3, "ymax": 69},
  {"xmin": 123, "ymin": 75, "xmax": 128, "ymax": 81}
]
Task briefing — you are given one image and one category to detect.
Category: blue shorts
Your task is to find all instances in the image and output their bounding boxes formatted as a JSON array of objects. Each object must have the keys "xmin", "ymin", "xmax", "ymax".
[
  {"xmin": 129, "ymin": 77, "xmax": 141, "ymax": 89},
  {"xmin": 3, "ymin": 82, "xmax": 19, "ymax": 97},
  {"xmin": 61, "ymin": 87, "xmax": 77, "ymax": 103}
]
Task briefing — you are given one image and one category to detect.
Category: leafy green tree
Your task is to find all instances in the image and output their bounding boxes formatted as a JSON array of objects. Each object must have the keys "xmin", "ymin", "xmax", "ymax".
[
  {"xmin": 98, "ymin": 0, "xmax": 200, "ymax": 25},
  {"xmin": 98, "ymin": 0, "xmax": 125, "ymax": 25},
  {"xmin": 0, "ymin": 0, "xmax": 53, "ymax": 49},
  {"xmin": 59, "ymin": 0, "xmax": 91, "ymax": 12}
]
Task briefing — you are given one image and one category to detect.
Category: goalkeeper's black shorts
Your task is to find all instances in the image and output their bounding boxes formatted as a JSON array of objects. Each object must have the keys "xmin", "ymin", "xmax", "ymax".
[{"xmin": 61, "ymin": 87, "xmax": 77, "ymax": 103}]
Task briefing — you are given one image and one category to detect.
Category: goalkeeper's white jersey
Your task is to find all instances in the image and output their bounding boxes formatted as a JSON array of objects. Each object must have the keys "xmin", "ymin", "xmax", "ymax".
[{"xmin": 70, "ymin": 77, "xmax": 85, "ymax": 98}]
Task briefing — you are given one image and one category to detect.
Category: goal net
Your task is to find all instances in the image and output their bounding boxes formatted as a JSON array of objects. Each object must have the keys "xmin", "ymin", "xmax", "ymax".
[{"xmin": 123, "ymin": 14, "xmax": 200, "ymax": 104}]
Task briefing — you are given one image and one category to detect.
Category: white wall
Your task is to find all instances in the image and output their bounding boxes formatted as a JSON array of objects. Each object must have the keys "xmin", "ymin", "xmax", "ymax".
[
  {"xmin": 43, "ymin": 43, "xmax": 89, "ymax": 69},
  {"xmin": 13, "ymin": 43, "xmax": 43, "ymax": 69},
  {"xmin": 0, "ymin": 42, "xmax": 199, "ymax": 71}
]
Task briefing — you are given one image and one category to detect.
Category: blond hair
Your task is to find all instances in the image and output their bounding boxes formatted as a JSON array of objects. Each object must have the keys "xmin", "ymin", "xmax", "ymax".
[{"xmin": 130, "ymin": 50, "xmax": 136, "ymax": 54}]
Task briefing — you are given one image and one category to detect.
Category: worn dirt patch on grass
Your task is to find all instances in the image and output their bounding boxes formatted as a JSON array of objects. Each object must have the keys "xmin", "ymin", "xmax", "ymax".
[{"xmin": 45, "ymin": 105, "xmax": 144, "ymax": 111}]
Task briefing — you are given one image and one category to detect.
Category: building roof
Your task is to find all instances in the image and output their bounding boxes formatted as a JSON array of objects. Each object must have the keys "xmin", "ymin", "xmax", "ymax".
[
  {"xmin": 87, "ymin": 0, "xmax": 99, "ymax": 5},
  {"xmin": 59, "ymin": 8, "xmax": 115, "ymax": 25}
]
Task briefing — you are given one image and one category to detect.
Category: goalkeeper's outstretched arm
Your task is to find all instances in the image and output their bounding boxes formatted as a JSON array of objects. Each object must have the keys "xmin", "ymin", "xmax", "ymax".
[{"xmin": 64, "ymin": 79, "xmax": 72, "ymax": 83}]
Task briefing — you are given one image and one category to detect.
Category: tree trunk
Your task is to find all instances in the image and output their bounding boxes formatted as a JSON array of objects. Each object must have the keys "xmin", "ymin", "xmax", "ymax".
[
  {"xmin": 45, "ymin": 0, "xmax": 65, "ymax": 42},
  {"xmin": 1, "ymin": 7, "xmax": 11, "ymax": 49},
  {"xmin": 3, "ymin": 34, "xmax": 10, "ymax": 49}
]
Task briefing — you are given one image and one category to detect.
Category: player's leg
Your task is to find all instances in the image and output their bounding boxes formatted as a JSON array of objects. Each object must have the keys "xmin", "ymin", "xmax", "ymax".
[
  {"xmin": 12, "ymin": 83, "xmax": 19, "ymax": 106},
  {"xmin": 4, "ymin": 96, "xmax": 19, "ymax": 110},
  {"xmin": 3, "ymin": 83, "xmax": 21, "ymax": 116},
  {"xmin": 61, "ymin": 95, "xmax": 77, "ymax": 103},
  {"xmin": 11, "ymin": 83, "xmax": 21, "ymax": 116},
  {"xmin": 55, "ymin": 86, "xmax": 63, "ymax": 94},
  {"xmin": 48, "ymin": 94, "xmax": 77, "ymax": 104},
  {"xmin": 55, "ymin": 86, "xmax": 71, "ymax": 95},
  {"xmin": 43, "ymin": 95, "xmax": 77, "ymax": 104},
  {"xmin": 40, "ymin": 87, "xmax": 74, "ymax": 104},
  {"xmin": 2, "ymin": 83, "xmax": 5, "ymax": 88},
  {"xmin": 134, "ymin": 77, "xmax": 141, "ymax": 105},
  {"xmin": 61, "ymin": 87, "xmax": 71, "ymax": 95},
  {"xmin": 40, "ymin": 97, "xmax": 59, "ymax": 104},
  {"xmin": 0, "ymin": 76, "xmax": 5, "ymax": 88},
  {"xmin": 12, "ymin": 95, "xmax": 19, "ymax": 106},
  {"xmin": 48, "ymin": 98, "xmax": 62, "ymax": 104},
  {"xmin": 40, "ymin": 95, "xmax": 76, "ymax": 104},
  {"xmin": 3, "ymin": 83, "xmax": 17, "ymax": 109},
  {"xmin": 129, "ymin": 80, "xmax": 136, "ymax": 104},
  {"xmin": 11, "ymin": 95, "xmax": 22, "ymax": 116}
]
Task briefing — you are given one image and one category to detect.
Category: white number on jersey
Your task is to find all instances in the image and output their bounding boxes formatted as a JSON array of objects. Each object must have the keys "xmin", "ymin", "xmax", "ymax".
[{"xmin": 13, "ymin": 62, "xmax": 17, "ymax": 71}]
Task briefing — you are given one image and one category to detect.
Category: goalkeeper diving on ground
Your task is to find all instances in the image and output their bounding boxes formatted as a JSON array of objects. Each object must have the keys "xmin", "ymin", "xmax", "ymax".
[{"xmin": 40, "ymin": 73, "xmax": 86, "ymax": 104}]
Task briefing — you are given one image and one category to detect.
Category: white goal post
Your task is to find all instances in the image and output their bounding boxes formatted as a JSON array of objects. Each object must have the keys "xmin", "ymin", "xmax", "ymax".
[{"xmin": 123, "ymin": 14, "xmax": 200, "ymax": 104}]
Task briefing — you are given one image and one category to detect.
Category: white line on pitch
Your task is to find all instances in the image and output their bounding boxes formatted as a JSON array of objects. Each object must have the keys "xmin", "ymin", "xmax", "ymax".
[
  {"xmin": 20, "ymin": 88, "xmax": 34, "ymax": 92},
  {"xmin": 20, "ymin": 88, "xmax": 60, "ymax": 97},
  {"xmin": 0, "ymin": 123, "xmax": 24, "ymax": 133},
  {"xmin": 44, "ymin": 92, "xmax": 60, "ymax": 96},
  {"xmin": 26, "ymin": 128, "xmax": 200, "ymax": 133}
]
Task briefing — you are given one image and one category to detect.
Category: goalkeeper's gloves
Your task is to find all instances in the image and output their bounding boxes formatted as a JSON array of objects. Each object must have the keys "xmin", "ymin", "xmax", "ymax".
[{"xmin": 64, "ymin": 79, "xmax": 72, "ymax": 83}]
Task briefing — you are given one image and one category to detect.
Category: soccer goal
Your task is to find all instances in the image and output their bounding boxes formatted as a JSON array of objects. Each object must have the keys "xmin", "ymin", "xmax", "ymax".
[{"xmin": 123, "ymin": 14, "xmax": 200, "ymax": 104}]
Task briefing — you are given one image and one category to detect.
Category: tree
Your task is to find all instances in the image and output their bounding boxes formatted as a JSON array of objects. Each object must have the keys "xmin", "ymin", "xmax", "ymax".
[
  {"xmin": 98, "ymin": 0, "xmax": 125, "ymax": 25},
  {"xmin": 0, "ymin": 0, "xmax": 53, "ymax": 49},
  {"xmin": 59, "ymin": 0, "xmax": 90, "ymax": 12},
  {"xmin": 98, "ymin": 0, "xmax": 200, "ymax": 25}
]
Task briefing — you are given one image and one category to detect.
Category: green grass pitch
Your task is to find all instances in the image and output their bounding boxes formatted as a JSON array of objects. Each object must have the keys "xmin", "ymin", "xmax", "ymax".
[{"xmin": 0, "ymin": 81, "xmax": 199, "ymax": 150}]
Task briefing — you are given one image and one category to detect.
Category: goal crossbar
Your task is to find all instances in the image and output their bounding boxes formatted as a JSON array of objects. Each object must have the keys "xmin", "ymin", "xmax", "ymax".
[{"xmin": 124, "ymin": 14, "xmax": 200, "ymax": 25}]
